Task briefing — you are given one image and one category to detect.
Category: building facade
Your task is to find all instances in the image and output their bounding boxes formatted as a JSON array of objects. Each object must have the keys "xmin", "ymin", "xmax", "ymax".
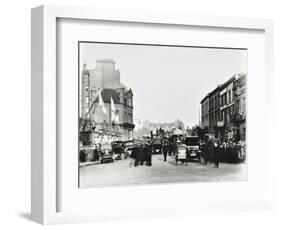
[
  {"xmin": 200, "ymin": 94, "xmax": 210, "ymax": 129},
  {"xmin": 232, "ymin": 73, "xmax": 246, "ymax": 141},
  {"xmin": 200, "ymin": 73, "xmax": 246, "ymax": 141},
  {"xmin": 219, "ymin": 76, "xmax": 236, "ymax": 140},
  {"xmin": 80, "ymin": 59, "xmax": 135, "ymax": 142},
  {"xmin": 208, "ymin": 86, "xmax": 221, "ymax": 138}
]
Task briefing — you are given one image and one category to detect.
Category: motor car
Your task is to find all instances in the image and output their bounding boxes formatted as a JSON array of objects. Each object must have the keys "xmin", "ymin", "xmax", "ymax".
[
  {"xmin": 111, "ymin": 141, "xmax": 125, "ymax": 160},
  {"xmin": 100, "ymin": 143, "xmax": 114, "ymax": 163},
  {"xmin": 185, "ymin": 136, "xmax": 201, "ymax": 161},
  {"xmin": 151, "ymin": 136, "xmax": 162, "ymax": 154},
  {"xmin": 175, "ymin": 144, "xmax": 187, "ymax": 165}
]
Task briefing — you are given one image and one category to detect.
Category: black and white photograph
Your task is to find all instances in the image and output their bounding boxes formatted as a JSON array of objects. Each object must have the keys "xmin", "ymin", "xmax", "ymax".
[{"xmin": 78, "ymin": 42, "xmax": 247, "ymax": 188}]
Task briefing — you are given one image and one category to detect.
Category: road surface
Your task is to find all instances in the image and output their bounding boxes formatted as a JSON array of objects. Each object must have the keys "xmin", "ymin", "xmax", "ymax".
[{"xmin": 79, "ymin": 154, "xmax": 247, "ymax": 188}]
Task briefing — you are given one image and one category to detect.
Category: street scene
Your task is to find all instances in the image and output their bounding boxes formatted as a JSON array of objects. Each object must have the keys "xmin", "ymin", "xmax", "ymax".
[{"xmin": 79, "ymin": 42, "xmax": 247, "ymax": 188}]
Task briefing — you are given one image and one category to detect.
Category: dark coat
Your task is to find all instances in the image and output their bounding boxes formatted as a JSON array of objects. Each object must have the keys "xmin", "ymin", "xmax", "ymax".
[
  {"xmin": 79, "ymin": 150, "xmax": 86, "ymax": 162},
  {"xmin": 213, "ymin": 146, "xmax": 220, "ymax": 163},
  {"xmin": 138, "ymin": 146, "xmax": 145, "ymax": 162},
  {"xmin": 131, "ymin": 147, "xmax": 138, "ymax": 159}
]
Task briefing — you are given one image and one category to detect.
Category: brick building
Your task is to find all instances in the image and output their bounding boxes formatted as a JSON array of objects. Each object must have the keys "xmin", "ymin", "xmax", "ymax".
[
  {"xmin": 219, "ymin": 76, "xmax": 236, "ymax": 139},
  {"xmin": 208, "ymin": 86, "xmax": 221, "ymax": 138},
  {"xmin": 200, "ymin": 73, "xmax": 246, "ymax": 141}
]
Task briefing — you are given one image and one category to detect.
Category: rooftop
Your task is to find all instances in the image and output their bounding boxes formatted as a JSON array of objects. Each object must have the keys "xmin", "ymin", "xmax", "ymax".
[{"xmin": 94, "ymin": 88, "xmax": 120, "ymax": 104}]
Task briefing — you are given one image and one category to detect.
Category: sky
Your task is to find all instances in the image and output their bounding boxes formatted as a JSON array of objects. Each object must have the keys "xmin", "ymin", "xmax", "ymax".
[{"xmin": 79, "ymin": 42, "xmax": 247, "ymax": 128}]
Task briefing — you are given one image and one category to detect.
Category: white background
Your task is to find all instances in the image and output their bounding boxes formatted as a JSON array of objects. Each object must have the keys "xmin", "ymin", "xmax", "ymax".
[
  {"xmin": 58, "ymin": 18, "xmax": 264, "ymax": 216},
  {"xmin": 0, "ymin": 0, "xmax": 280, "ymax": 229}
]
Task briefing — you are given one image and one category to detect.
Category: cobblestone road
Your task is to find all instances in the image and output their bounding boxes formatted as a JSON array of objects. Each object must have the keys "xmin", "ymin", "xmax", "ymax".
[{"xmin": 79, "ymin": 154, "xmax": 247, "ymax": 188}]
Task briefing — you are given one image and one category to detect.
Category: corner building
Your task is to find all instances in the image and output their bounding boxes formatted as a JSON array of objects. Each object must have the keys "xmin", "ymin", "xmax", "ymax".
[{"xmin": 81, "ymin": 59, "xmax": 134, "ymax": 141}]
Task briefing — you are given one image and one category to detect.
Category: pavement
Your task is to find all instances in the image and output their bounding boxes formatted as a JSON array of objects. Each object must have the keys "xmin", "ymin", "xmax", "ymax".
[{"xmin": 79, "ymin": 154, "xmax": 247, "ymax": 188}]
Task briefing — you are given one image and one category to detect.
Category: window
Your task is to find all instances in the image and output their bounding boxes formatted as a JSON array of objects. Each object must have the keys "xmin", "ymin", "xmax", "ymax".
[
  {"xmin": 215, "ymin": 97, "xmax": 217, "ymax": 108},
  {"xmin": 128, "ymin": 113, "xmax": 132, "ymax": 123},
  {"xmin": 237, "ymin": 99, "xmax": 240, "ymax": 113}
]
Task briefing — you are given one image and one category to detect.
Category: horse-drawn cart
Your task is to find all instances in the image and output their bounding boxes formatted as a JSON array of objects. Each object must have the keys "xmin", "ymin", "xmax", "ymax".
[{"xmin": 175, "ymin": 144, "xmax": 188, "ymax": 165}]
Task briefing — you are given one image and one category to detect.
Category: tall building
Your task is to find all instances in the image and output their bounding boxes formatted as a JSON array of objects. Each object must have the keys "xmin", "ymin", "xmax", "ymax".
[
  {"xmin": 80, "ymin": 59, "xmax": 134, "ymax": 141},
  {"xmin": 200, "ymin": 73, "xmax": 246, "ymax": 141},
  {"xmin": 81, "ymin": 59, "xmax": 121, "ymax": 119}
]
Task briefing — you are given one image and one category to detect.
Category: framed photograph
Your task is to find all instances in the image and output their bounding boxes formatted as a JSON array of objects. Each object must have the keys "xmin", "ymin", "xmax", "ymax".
[{"xmin": 31, "ymin": 5, "xmax": 274, "ymax": 225}]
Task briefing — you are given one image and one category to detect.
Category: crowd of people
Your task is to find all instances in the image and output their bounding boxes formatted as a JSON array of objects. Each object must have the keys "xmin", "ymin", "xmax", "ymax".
[
  {"xmin": 200, "ymin": 139, "xmax": 246, "ymax": 168},
  {"xmin": 130, "ymin": 137, "xmax": 246, "ymax": 169},
  {"xmin": 79, "ymin": 135, "xmax": 246, "ymax": 169},
  {"xmin": 130, "ymin": 143, "xmax": 153, "ymax": 167}
]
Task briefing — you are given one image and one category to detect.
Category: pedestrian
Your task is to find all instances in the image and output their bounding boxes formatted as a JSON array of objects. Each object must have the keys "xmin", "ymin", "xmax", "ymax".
[
  {"xmin": 146, "ymin": 143, "xmax": 152, "ymax": 166},
  {"xmin": 221, "ymin": 141, "xmax": 227, "ymax": 162},
  {"xmin": 201, "ymin": 141, "xmax": 208, "ymax": 165},
  {"xmin": 139, "ymin": 144, "xmax": 145, "ymax": 166},
  {"xmin": 205, "ymin": 140, "xmax": 213, "ymax": 165},
  {"xmin": 233, "ymin": 142, "xmax": 239, "ymax": 163},
  {"xmin": 213, "ymin": 142, "xmax": 220, "ymax": 168},
  {"xmin": 240, "ymin": 141, "xmax": 246, "ymax": 162},
  {"xmin": 79, "ymin": 149, "xmax": 86, "ymax": 163},
  {"xmin": 131, "ymin": 146, "xmax": 139, "ymax": 167},
  {"xmin": 168, "ymin": 142, "xmax": 173, "ymax": 156},
  {"xmin": 228, "ymin": 142, "xmax": 235, "ymax": 163},
  {"xmin": 163, "ymin": 141, "xmax": 168, "ymax": 161},
  {"xmin": 93, "ymin": 145, "xmax": 99, "ymax": 161},
  {"xmin": 129, "ymin": 147, "xmax": 135, "ymax": 167}
]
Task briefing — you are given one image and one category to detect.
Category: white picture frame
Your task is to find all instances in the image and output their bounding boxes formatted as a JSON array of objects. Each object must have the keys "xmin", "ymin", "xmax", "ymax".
[{"xmin": 31, "ymin": 5, "xmax": 274, "ymax": 225}]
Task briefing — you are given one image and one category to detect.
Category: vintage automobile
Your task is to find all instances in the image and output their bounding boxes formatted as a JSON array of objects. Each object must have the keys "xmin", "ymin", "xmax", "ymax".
[
  {"xmin": 151, "ymin": 136, "xmax": 162, "ymax": 154},
  {"xmin": 175, "ymin": 144, "xmax": 187, "ymax": 165},
  {"xmin": 185, "ymin": 136, "xmax": 201, "ymax": 161},
  {"xmin": 111, "ymin": 141, "xmax": 125, "ymax": 160},
  {"xmin": 100, "ymin": 143, "xmax": 114, "ymax": 163}
]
